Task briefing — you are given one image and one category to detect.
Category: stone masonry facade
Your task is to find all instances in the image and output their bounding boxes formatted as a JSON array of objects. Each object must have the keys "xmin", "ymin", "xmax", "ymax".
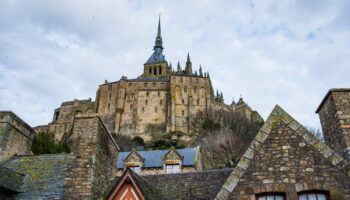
[
  {"xmin": 62, "ymin": 116, "xmax": 119, "ymax": 200},
  {"xmin": 317, "ymin": 88, "xmax": 350, "ymax": 161}
]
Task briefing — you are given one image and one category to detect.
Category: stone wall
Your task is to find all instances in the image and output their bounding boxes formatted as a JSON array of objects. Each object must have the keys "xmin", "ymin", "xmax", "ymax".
[
  {"xmin": 228, "ymin": 122, "xmax": 350, "ymax": 200},
  {"xmin": 0, "ymin": 111, "xmax": 34, "ymax": 162},
  {"xmin": 317, "ymin": 89, "xmax": 350, "ymax": 161},
  {"xmin": 62, "ymin": 116, "xmax": 119, "ymax": 200}
]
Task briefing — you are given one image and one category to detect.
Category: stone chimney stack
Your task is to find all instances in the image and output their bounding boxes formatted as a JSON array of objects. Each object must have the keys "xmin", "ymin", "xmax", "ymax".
[{"xmin": 316, "ymin": 88, "xmax": 350, "ymax": 161}]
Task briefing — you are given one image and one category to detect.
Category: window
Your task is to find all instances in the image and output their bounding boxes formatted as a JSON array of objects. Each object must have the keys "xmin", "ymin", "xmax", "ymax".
[
  {"xmin": 190, "ymin": 78, "xmax": 192, "ymax": 83},
  {"xmin": 182, "ymin": 110, "xmax": 184, "ymax": 116},
  {"xmin": 182, "ymin": 99, "xmax": 185, "ymax": 104},
  {"xmin": 153, "ymin": 67, "xmax": 156, "ymax": 75},
  {"xmin": 107, "ymin": 104, "xmax": 110, "ymax": 110},
  {"xmin": 142, "ymin": 107, "xmax": 145, "ymax": 113},
  {"xmin": 155, "ymin": 107, "xmax": 158, "ymax": 112},
  {"xmin": 180, "ymin": 78, "xmax": 183, "ymax": 83},
  {"xmin": 149, "ymin": 68, "xmax": 152, "ymax": 74},
  {"xmin": 197, "ymin": 99, "xmax": 200, "ymax": 105},
  {"xmin": 158, "ymin": 91, "xmax": 160, "ymax": 97},
  {"xmin": 153, "ymin": 82, "xmax": 156, "ymax": 87},
  {"xmin": 256, "ymin": 193, "xmax": 286, "ymax": 200},
  {"xmin": 128, "ymin": 83, "xmax": 132, "ymax": 86},
  {"xmin": 145, "ymin": 100, "xmax": 148, "ymax": 105},
  {"xmin": 144, "ymin": 83, "xmax": 148, "ymax": 88},
  {"xmin": 129, "ymin": 166, "xmax": 141, "ymax": 173},
  {"xmin": 184, "ymin": 86, "xmax": 187, "ymax": 93},
  {"xmin": 130, "ymin": 104, "xmax": 133, "ymax": 110},
  {"xmin": 160, "ymin": 100, "xmax": 163, "ymax": 105},
  {"xmin": 194, "ymin": 87, "xmax": 197, "ymax": 93},
  {"xmin": 109, "ymin": 94, "xmax": 112, "ymax": 100},
  {"xmin": 166, "ymin": 164, "xmax": 180, "ymax": 174},
  {"xmin": 298, "ymin": 191, "xmax": 329, "ymax": 200},
  {"xmin": 108, "ymin": 85, "xmax": 112, "ymax": 90},
  {"xmin": 146, "ymin": 91, "xmax": 149, "ymax": 97},
  {"xmin": 159, "ymin": 66, "xmax": 162, "ymax": 74}
]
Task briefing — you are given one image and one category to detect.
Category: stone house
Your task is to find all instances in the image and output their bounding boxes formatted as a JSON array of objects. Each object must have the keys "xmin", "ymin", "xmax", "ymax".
[{"xmin": 116, "ymin": 146, "xmax": 201, "ymax": 175}]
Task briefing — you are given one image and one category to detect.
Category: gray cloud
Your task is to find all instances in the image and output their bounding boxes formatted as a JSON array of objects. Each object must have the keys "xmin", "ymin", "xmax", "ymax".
[{"xmin": 0, "ymin": 0, "xmax": 349, "ymax": 130}]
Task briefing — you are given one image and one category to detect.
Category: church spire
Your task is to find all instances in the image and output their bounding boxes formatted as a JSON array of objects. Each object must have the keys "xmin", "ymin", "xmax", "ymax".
[{"xmin": 154, "ymin": 16, "xmax": 163, "ymax": 50}]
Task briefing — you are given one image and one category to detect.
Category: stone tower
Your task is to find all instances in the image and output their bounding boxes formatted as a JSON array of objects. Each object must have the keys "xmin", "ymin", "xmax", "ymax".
[{"xmin": 316, "ymin": 88, "xmax": 350, "ymax": 161}]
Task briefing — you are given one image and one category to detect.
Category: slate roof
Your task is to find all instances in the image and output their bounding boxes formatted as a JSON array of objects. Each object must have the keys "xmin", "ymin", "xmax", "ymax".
[
  {"xmin": 1, "ymin": 154, "xmax": 69, "ymax": 199},
  {"xmin": 127, "ymin": 78, "xmax": 169, "ymax": 82},
  {"xmin": 145, "ymin": 48, "xmax": 166, "ymax": 64},
  {"xmin": 107, "ymin": 168, "xmax": 232, "ymax": 200},
  {"xmin": 117, "ymin": 147, "xmax": 197, "ymax": 169},
  {"xmin": 0, "ymin": 165, "xmax": 25, "ymax": 192}
]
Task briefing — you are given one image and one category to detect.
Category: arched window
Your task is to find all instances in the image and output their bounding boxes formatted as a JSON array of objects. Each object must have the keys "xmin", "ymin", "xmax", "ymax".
[
  {"xmin": 184, "ymin": 86, "xmax": 187, "ymax": 93},
  {"xmin": 159, "ymin": 66, "xmax": 162, "ymax": 74},
  {"xmin": 153, "ymin": 67, "xmax": 156, "ymax": 75},
  {"xmin": 256, "ymin": 193, "xmax": 286, "ymax": 200},
  {"xmin": 298, "ymin": 191, "xmax": 330, "ymax": 200}
]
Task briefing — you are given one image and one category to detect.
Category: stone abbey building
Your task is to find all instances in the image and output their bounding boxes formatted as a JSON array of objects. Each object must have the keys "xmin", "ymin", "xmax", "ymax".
[{"xmin": 34, "ymin": 18, "xmax": 262, "ymax": 141}]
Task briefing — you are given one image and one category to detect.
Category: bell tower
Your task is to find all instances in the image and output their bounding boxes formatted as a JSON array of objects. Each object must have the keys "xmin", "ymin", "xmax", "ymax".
[{"xmin": 141, "ymin": 16, "xmax": 169, "ymax": 78}]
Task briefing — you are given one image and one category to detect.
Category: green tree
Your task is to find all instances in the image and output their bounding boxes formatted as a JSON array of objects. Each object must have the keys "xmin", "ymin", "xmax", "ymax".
[
  {"xmin": 31, "ymin": 132, "xmax": 70, "ymax": 154},
  {"xmin": 132, "ymin": 136, "xmax": 145, "ymax": 146}
]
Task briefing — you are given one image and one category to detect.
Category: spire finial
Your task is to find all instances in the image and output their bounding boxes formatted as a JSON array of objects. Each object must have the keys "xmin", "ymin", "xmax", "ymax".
[{"xmin": 154, "ymin": 15, "xmax": 163, "ymax": 50}]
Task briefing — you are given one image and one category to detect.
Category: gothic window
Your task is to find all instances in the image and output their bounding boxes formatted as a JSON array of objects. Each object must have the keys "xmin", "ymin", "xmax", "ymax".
[
  {"xmin": 145, "ymin": 100, "xmax": 148, "ymax": 105},
  {"xmin": 180, "ymin": 78, "xmax": 183, "ymax": 83},
  {"xmin": 160, "ymin": 100, "xmax": 163, "ymax": 105},
  {"xmin": 197, "ymin": 99, "xmax": 200, "ymax": 105},
  {"xmin": 256, "ymin": 193, "xmax": 286, "ymax": 200},
  {"xmin": 107, "ymin": 104, "xmax": 110, "ymax": 110},
  {"xmin": 165, "ymin": 164, "xmax": 180, "ymax": 174},
  {"xmin": 182, "ymin": 110, "xmax": 184, "ymax": 116},
  {"xmin": 144, "ymin": 83, "xmax": 148, "ymax": 88},
  {"xmin": 184, "ymin": 86, "xmax": 187, "ymax": 93},
  {"xmin": 182, "ymin": 99, "xmax": 185, "ymax": 104},
  {"xmin": 298, "ymin": 191, "xmax": 329, "ymax": 200},
  {"xmin": 108, "ymin": 84, "xmax": 112, "ymax": 90},
  {"xmin": 153, "ymin": 82, "xmax": 156, "ymax": 87},
  {"xmin": 159, "ymin": 66, "xmax": 162, "ymax": 74},
  {"xmin": 129, "ymin": 166, "xmax": 141, "ymax": 173}
]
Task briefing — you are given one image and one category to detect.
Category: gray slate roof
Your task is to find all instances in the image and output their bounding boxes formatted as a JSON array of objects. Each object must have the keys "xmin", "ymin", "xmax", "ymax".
[
  {"xmin": 1, "ymin": 154, "xmax": 69, "ymax": 200},
  {"xmin": 117, "ymin": 147, "xmax": 197, "ymax": 169},
  {"xmin": 145, "ymin": 48, "xmax": 166, "ymax": 64},
  {"xmin": 0, "ymin": 165, "xmax": 25, "ymax": 192},
  {"xmin": 127, "ymin": 78, "xmax": 169, "ymax": 82}
]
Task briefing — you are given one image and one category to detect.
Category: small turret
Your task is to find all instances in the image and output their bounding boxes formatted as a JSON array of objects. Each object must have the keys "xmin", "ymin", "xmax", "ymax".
[
  {"xmin": 231, "ymin": 98, "xmax": 236, "ymax": 105},
  {"xmin": 199, "ymin": 65, "xmax": 203, "ymax": 77},
  {"xmin": 177, "ymin": 62, "xmax": 181, "ymax": 73},
  {"xmin": 185, "ymin": 53, "xmax": 193, "ymax": 74}
]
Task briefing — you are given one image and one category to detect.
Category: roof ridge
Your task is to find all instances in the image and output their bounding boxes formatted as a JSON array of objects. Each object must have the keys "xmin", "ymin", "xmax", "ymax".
[{"xmin": 214, "ymin": 104, "xmax": 350, "ymax": 200}]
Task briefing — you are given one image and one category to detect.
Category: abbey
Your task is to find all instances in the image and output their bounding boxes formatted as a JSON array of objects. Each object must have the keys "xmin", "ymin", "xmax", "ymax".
[{"xmin": 35, "ymin": 18, "xmax": 262, "ymax": 140}]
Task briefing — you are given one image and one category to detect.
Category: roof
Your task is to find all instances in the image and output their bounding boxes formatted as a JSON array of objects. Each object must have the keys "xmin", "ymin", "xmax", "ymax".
[
  {"xmin": 117, "ymin": 147, "xmax": 197, "ymax": 169},
  {"xmin": 0, "ymin": 165, "xmax": 25, "ymax": 192},
  {"xmin": 214, "ymin": 105, "xmax": 350, "ymax": 200},
  {"xmin": 143, "ymin": 168, "xmax": 232, "ymax": 200},
  {"xmin": 128, "ymin": 78, "xmax": 169, "ymax": 82},
  {"xmin": 1, "ymin": 154, "xmax": 70, "ymax": 199},
  {"xmin": 107, "ymin": 168, "xmax": 232, "ymax": 200},
  {"xmin": 145, "ymin": 48, "xmax": 166, "ymax": 64},
  {"xmin": 315, "ymin": 88, "xmax": 350, "ymax": 113},
  {"xmin": 106, "ymin": 168, "xmax": 165, "ymax": 200}
]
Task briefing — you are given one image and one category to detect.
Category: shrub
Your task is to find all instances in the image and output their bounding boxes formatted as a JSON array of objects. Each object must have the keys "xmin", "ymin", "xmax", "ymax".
[{"xmin": 31, "ymin": 132, "xmax": 70, "ymax": 154}]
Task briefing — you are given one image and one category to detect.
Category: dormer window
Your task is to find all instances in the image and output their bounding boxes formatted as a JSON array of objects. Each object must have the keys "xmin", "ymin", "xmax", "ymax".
[
  {"xmin": 165, "ymin": 164, "xmax": 180, "ymax": 174},
  {"xmin": 256, "ymin": 193, "xmax": 286, "ymax": 200},
  {"xmin": 129, "ymin": 166, "xmax": 141, "ymax": 173}
]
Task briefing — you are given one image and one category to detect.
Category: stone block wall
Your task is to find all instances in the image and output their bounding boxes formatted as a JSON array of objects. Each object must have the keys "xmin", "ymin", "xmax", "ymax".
[
  {"xmin": 0, "ymin": 111, "xmax": 34, "ymax": 161},
  {"xmin": 228, "ymin": 122, "xmax": 350, "ymax": 200},
  {"xmin": 317, "ymin": 89, "xmax": 350, "ymax": 161},
  {"xmin": 62, "ymin": 116, "xmax": 119, "ymax": 200}
]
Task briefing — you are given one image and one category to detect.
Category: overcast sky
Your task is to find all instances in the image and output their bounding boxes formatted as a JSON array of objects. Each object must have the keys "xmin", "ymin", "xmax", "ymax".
[{"xmin": 0, "ymin": 0, "xmax": 349, "ymax": 129}]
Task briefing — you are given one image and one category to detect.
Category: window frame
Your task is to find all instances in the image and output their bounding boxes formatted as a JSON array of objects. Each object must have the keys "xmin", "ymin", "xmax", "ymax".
[
  {"xmin": 165, "ymin": 164, "xmax": 181, "ymax": 174},
  {"xmin": 256, "ymin": 192, "xmax": 286, "ymax": 200},
  {"xmin": 297, "ymin": 190, "xmax": 330, "ymax": 200},
  {"xmin": 129, "ymin": 166, "xmax": 141, "ymax": 173}
]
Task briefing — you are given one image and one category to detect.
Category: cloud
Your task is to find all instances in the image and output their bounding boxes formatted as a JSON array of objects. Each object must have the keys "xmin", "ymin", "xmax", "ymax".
[{"xmin": 0, "ymin": 0, "xmax": 349, "ymax": 130}]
